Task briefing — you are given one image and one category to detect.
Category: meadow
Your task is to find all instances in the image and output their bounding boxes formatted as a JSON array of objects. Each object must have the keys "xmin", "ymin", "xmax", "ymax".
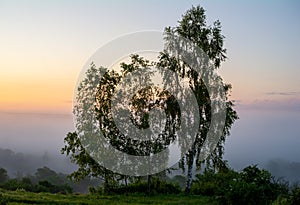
[{"xmin": 0, "ymin": 189, "xmax": 216, "ymax": 205}]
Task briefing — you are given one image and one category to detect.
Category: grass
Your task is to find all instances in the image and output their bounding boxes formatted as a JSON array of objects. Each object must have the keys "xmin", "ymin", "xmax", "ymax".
[{"xmin": 0, "ymin": 189, "xmax": 217, "ymax": 205}]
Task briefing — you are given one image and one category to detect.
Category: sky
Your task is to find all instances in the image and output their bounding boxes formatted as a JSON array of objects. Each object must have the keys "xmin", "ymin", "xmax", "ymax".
[{"xmin": 0, "ymin": 0, "xmax": 300, "ymax": 173}]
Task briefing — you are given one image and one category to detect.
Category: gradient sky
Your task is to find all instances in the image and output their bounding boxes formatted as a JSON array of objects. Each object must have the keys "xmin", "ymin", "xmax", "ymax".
[{"xmin": 0, "ymin": 0, "xmax": 299, "ymax": 171}]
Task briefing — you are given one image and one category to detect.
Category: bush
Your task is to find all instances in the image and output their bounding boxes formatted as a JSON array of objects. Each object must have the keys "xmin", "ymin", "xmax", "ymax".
[
  {"xmin": 35, "ymin": 180, "xmax": 72, "ymax": 194},
  {"xmin": 151, "ymin": 178, "xmax": 181, "ymax": 194},
  {"xmin": 0, "ymin": 193, "xmax": 8, "ymax": 205},
  {"xmin": 89, "ymin": 186, "xmax": 104, "ymax": 195},
  {"xmin": 1, "ymin": 179, "xmax": 22, "ymax": 191},
  {"xmin": 191, "ymin": 165, "xmax": 290, "ymax": 205},
  {"xmin": 290, "ymin": 184, "xmax": 300, "ymax": 205},
  {"xmin": 93, "ymin": 178, "xmax": 181, "ymax": 195},
  {"xmin": 1, "ymin": 178, "xmax": 72, "ymax": 194},
  {"xmin": 191, "ymin": 168, "xmax": 238, "ymax": 197},
  {"xmin": 110, "ymin": 182, "xmax": 148, "ymax": 194},
  {"xmin": 272, "ymin": 195, "xmax": 290, "ymax": 205}
]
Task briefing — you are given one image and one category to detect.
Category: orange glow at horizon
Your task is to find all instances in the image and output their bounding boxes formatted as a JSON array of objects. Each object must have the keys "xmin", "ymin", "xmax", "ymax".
[{"xmin": 0, "ymin": 68, "xmax": 77, "ymax": 113}]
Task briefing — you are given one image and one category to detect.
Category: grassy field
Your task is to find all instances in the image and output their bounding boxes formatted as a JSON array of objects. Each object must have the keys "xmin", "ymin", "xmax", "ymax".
[{"xmin": 0, "ymin": 189, "xmax": 217, "ymax": 205}]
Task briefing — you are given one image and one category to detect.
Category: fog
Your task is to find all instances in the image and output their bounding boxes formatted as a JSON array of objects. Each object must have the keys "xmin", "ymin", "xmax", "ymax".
[
  {"xmin": 224, "ymin": 104, "xmax": 300, "ymax": 168},
  {"xmin": 0, "ymin": 111, "xmax": 77, "ymax": 176},
  {"xmin": 0, "ymin": 103, "xmax": 299, "ymax": 182},
  {"xmin": 0, "ymin": 111, "xmax": 73, "ymax": 154},
  {"xmin": 0, "ymin": 147, "xmax": 77, "ymax": 177}
]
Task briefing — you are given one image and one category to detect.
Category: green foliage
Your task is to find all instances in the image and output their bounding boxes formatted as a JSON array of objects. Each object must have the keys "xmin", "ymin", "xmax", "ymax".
[
  {"xmin": 159, "ymin": 5, "xmax": 239, "ymax": 192},
  {"xmin": 0, "ymin": 167, "xmax": 73, "ymax": 194},
  {"xmin": 36, "ymin": 180, "xmax": 72, "ymax": 194},
  {"xmin": 0, "ymin": 193, "xmax": 8, "ymax": 205},
  {"xmin": 1, "ymin": 178, "xmax": 72, "ymax": 194},
  {"xmin": 35, "ymin": 167, "xmax": 64, "ymax": 185},
  {"xmin": 191, "ymin": 167, "xmax": 238, "ymax": 197},
  {"xmin": 191, "ymin": 165, "xmax": 293, "ymax": 205},
  {"xmin": 1, "ymin": 179, "xmax": 23, "ymax": 191},
  {"xmin": 175, "ymin": 5, "xmax": 226, "ymax": 68},
  {"xmin": 271, "ymin": 183, "xmax": 300, "ymax": 205},
  {"xmin": 0, "ymin": 164, "xmax": 298, "ymax": 204},
  {"xmin": 168, "ymin": 175, "xmax": 186, "ymax": 189},
  {"xmin": 62, "ymin": 55, "xmax": 180, "ymax": 193},
  {"xmin": 132, "ymin": 178, "xmax": 181, "ymax": 195},
  {"xmin": 89, "ymin": 177, "xmax": 181, "ymax": 195},
  {"xmin": 61, "ymin": 4, "xmax": 238, "ymax": 195},
  {"xmin": 290, "ymin": 184, "xmax": 300, "ymax": 205},
  {"xmin": 61, "ymin": 65, "xmax": 124, "ymax": 193}
]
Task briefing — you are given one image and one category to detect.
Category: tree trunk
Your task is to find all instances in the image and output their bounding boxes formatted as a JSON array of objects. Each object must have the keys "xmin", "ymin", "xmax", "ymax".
[
  {"xmin": 125, "ymin": 176, "xmax": 128, "ymax": 187},
  {"xmin": 104, "ymin": 172, "xmax": 110, "ymax": 194},
  {"xmin": 185, "ymin": 153, "xmax": 194, "ymax": 193},
  {"xmin": 147, "ymin": 175, "xmax": 152, "ymax": 195}
]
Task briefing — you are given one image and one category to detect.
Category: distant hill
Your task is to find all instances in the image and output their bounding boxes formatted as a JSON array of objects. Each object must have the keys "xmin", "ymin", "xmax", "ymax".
[
  {"xmin": 264, "ymin": 158, "xmax": 300, "ymax": 183},
  {"xmin": 0, "ymin": 147, "xmax": 76, "ymax": 177}
]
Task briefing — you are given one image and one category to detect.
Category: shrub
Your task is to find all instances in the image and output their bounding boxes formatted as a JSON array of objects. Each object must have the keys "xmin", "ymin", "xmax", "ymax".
[
  {"xmin": 0, "ymin": 193, "xmax": 8, "ymax": 205},
  {"xmin": 191, "ymin": 165, "xmax": 289, "ymax": 205},
  {"xmin": 290, "ymin": 184, "xmax": 300, "ymax": 205},
  {"xmin": 93, "ymin": 178, "xmax": 181, "ymax": 195},
  {"xmin": 191, "ymin": 168, "xmax": 238, "ymax": 197},
  {"xmin": 35, "ymin": 180, "xmax": 72, "ymax": 194},
  {"xmin": 2, "ymin": 179, "xmax": 21, "ymax": 191}
]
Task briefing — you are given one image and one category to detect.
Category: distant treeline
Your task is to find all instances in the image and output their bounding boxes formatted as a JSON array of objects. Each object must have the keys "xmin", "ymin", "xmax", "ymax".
[
  {"xmin": 2, "ymin": 148, "xmax": 300, "ymax": 183},
  {"xmin": 0, "ymin": 148, "xmax": 76, "ymax": 177},
  {"xmin": 0, "ymin": 166, "xmax": 101, "ymax": 193}
]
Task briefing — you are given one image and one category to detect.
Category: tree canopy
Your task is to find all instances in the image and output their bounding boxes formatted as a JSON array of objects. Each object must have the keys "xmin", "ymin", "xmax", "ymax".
[{"xmin": 62, "ymin": 4, "xmax": 238, "ymax": 194}]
